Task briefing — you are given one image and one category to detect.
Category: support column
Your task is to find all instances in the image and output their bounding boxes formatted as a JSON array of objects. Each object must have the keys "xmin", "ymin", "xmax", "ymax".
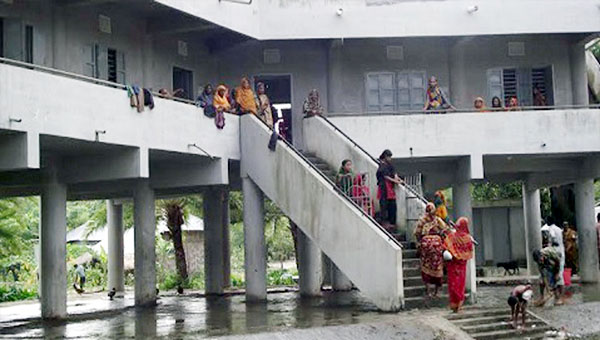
[
  {"xmin": 575, "ymin": 178, "xmax": 600, "ymax": 282},
  {"xmin": 297, "ymin": 230, "xmax": 322, "ymax": 297},
  {"xmin": 449, "ymin": 39, "xmax": 468, "ymax": 109},
  {"xmin": 107, "ymin": 200, "xmax": 124, "ymax": 292},
  {"xmin": 133, "ymin": 179, "xmax": 156, "ymax": 306},
  {"xmin": 522, "ymin": 185, "xmax": 543, "ymax": 276},
  {"xmin": 452, "ymin": 181, "xmax": 476, "ymax": 301},
  {"xmin": 242, "ymin": 178, "xmax": 267, "ymax": 301},
  {"xmin": 40, "ymin": 160, "xmax": 67, "ymax": 319},
  {"xmin": 204, "ymin": 187, "xmax": 231, "ymax": 295},
  {"xmin": 331, "ymin": 264, "xmax": 353, "ymax": 291},
  {"xmin": 570, "ymin": 42, "xmax": 589, "ymax": 106}
]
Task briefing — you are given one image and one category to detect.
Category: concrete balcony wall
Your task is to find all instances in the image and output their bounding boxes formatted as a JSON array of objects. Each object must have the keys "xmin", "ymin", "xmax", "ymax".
[
  {"xmin": 0, "ymin": 63, "xmax": 240, "ymax": 171},
  {"xmin": 157, "ymin": 0, "xmax": 600, "ymax": 40}
]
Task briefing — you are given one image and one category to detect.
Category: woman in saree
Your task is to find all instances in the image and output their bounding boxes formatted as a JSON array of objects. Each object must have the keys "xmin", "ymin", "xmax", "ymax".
[
  {"xmin": 213, "ymin": 85, "xmax": 231, "ymax": 113},
  {"xmin": 235, "ymin": 77, "xmax": 258, "ymax": 115},
  {"xmin": 423, "ymin": 76, "xmax": 454, "ymax": 112},
  {"xmin": 336, "ymin": 159, "xmax": 354, "ymax": 197},
  {"xmin": 563, "ymin": 222, "xmax": 578, "ymax": 274},
  {"xmin": 433, "ymin": 190, "xmax": 450, "ymax": 224},
  {"xmin": 303, "ymin": 89, "xmax": 324, "ymax": 117},
  {"xmin": 444, "ymin": 217, "xmax": 474, "ymax": 313},
  {"xmin": 414, "ymin": 202, "xmax": 450, "ymax": 297},
  {"xmin": 256, "ymin": 82, "xmax": 274, "ymax": 128}
]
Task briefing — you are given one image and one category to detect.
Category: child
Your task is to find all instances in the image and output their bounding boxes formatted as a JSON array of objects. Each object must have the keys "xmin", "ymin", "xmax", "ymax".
[{"xmin": 508, "ymin": 284, "xmax": 533, "ymax": 329}]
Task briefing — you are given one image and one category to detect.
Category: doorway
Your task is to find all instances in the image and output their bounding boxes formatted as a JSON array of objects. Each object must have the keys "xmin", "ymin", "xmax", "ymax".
[
  {"xmin": 253, "ymin": 75, "xmax": 292, "ymax": 142},
  {"xmin": 172, "ymin": 67, "xmax": 194, "ymax": 100}
]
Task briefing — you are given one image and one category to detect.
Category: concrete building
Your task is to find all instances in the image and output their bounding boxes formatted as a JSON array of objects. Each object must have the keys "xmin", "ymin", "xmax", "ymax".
[{"xmin": 0, "ymin": 0, "xmax": 599, "ymax": 319}]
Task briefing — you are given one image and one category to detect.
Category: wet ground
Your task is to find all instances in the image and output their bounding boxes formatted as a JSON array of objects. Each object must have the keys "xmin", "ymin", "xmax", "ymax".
[{"xmin": 1, "ymin": 284, "xmax": 599, "ymax": 339}]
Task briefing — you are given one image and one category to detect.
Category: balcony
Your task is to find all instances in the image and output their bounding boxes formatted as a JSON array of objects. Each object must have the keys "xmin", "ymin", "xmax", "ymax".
[{"xmin": 0, "ymin": 58, "xmax": 240, "ymax": 198}]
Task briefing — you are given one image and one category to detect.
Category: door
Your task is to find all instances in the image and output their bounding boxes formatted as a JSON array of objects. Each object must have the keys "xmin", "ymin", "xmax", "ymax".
[
  {"xmin": 253, "ymin": 75, "xmax": 292, "ymax": 142},
  {"xmin": 172, "ymin": 67, "xmax": 194, "ymax": 100}
]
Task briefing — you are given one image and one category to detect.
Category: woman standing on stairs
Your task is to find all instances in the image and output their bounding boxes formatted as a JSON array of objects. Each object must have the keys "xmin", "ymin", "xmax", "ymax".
[
  {"xmin": 376, "ymin": 149, "xmax": 403, "ymax": 228},
  {"xmin": 414, "ymin": 203, "xmax": 450, "ymax": 298},
  {"xmin": 444, "ymin": 217, "xmax": 474, "ymax": 313}
]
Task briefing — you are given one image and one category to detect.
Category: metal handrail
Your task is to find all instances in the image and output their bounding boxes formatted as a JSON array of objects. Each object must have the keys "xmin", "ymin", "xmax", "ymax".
[
  {"xmin": 328, "ymin": 103, "xmax": 600, "ymax": 117},
  {"xmin": 316, "ymin": 115, "xmax": 429, "ymax": 205},
  {"xmin": 0, "ymin": 57, "xmax": 198, "ymax": 106},
  {"xmin": 251, "ymin": 115, "xmax": 402, "ymax": 248}
]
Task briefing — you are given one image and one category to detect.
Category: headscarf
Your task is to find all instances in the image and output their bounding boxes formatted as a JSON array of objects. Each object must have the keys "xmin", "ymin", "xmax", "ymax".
[
  {"xmin": 425, "ymin": 202, "xmax": 435, "ymax": 215},
  {"xmin": 235, "ymin": 77, "xmax": 258, "ymax": 115},
  {"xmin": 444, "ymin": 217, "xmax": 474, "ymax": 261},
  {"xmin": 433, "ymin": 191, "xmax": 449, "ymax": 222},
  {"xmin": 425, "ymin": 76, "xmax": 450, "ymax": 109},
  {"xmin": 198, "ymin": 83, "xmax": 214, "ymax": 108},
  {"xmin": 303, "ymin": 89, "xmax": 323, "ymax": 117},
  {"xmin": 213, "ymin": 85, "xmax": 231, "ymax": 111},
  {"xmin": 474, "ymin": 97, "xmax": 488, "ymax": 112}
]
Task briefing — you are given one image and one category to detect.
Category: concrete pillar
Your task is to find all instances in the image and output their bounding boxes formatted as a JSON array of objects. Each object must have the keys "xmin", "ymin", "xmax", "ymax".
[
  {"xmin": 575, "ymin": 178, "xmax": 600, "ymax": 282},
  {"xmin": 40, "ymin": 160, "xmax": 67, "ymax": 319},
  {"xmin": 449, "ymin": 39, "xmax": 468, "ymax": 109},
  {"xmin": 242, "ymin": 178, "xmax": 267, "ymax": 301},
  {"xmin": 452, "ymin": 181, "xmax": 476, "ymax": 301},
  {"xmin": 570, "ymin": 42, "xmax": 589, "ymax": 106},
  {"xmin": 133, "ymin": 179, "xmax": 156, "ymax": 306},
  {"xmin": 297, "ymin": 229, "xmax": 322, "ymax": 297},
  {"xmin": 331, "ymin": 264, "xmax": 353, "ymax": 291},
  {"xmin": 107, "ymin": 200, "xmax": 124, "ymax": 292},
  {"xmin": 204, "ymin": 187, "xmax": 231, "ymax": 295},
  {"xmin": 522, "ymin": 185, "xmax": 543, "ymax": 276}
]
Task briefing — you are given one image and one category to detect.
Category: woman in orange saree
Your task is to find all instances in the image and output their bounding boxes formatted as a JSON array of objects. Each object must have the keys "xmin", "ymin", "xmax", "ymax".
[{"xmin": 444, "ymin": 217, "xmax": 474, "ymax": 313}]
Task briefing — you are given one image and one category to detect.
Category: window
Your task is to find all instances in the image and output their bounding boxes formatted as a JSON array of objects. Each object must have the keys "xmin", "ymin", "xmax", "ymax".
[
  {"xmin": 84, "ymin": 44, "xmax": 126, "ymax": 84},
  {"xmin": 366, "ymin": 71, "xmax": 426, "ymax": 112},
  {"xmin": 487, "ymin": 66, "xmax": 554, "ymax": 106},
  {"xmin": 24, "ymin": 25, "xmax": 33, "ymax": 63},
  {"xmin": 172, "ymin": 67, "xmax": 194, "ymax": 100}
]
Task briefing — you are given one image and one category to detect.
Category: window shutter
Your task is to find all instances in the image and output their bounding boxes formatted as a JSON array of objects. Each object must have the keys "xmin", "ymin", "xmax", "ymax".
[
  {"xmin": 96, "ymin": 45, "xmax": 108, "ymax": 80},
  {"xmin": 3, "ymin": 18, "xmax": 23, "ymax": 61},
  {"xmin": 502, "ymin": 68, "xmax": 517, "ymax": 105},
  {"xmin": 517, "ymin": 68, "xmax": 532, "ymax": 106},
  {"xmin": 378, "ymin": 73, "xmax": 395, "ymax": 112},
  {"xmin": 397, "ymin": 71, "xmax": 410, "ymax": 110},
  {"xmin": 366, "ymin": 74, "xmax": 381, "ymax": 112},
  {"xmin": 116, "ymin": 51, "xmax": 126, "ymax": 84},
  {"xmin": 83, "ymin": 44, "xmax": 97, "ymax": 78},
  {"xmin": 486, "ymin": 68, "xmax": 504, "ymax": 104},
  {"xmin": 410, "ymin": 71, "xmax": 426, "ymax": 110}
]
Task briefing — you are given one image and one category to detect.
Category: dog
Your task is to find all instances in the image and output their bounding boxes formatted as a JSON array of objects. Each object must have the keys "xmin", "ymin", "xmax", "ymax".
[{"xmin": 497, "ymin": 261, "xmax": 520, "ymax": 276}]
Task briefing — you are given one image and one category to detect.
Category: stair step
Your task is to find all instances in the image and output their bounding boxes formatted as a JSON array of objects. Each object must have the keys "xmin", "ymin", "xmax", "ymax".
[
  {"xmin": 403, "ymin": 276, "xmax": 424, "ymax": 286},
  {"xmin": 403, "ymin": 267, "xmax": 421, "ymax": 277},
  {"xmin": 404, "ymin": 294, "xmax": 450, "ymax": 309},
  {"xmin": 461, "ymin": 320, "xmax": 547, "ymax": 334},
  {"xmin": 404, "ymin": 284, "xmax": 447, "ymax": 298},
  {"xmin": 446, "ymin": 308, "xmax": 510, "ymax": 321},
  {"xmin": 453, "ymin": 314, "xmax": 517, "ymax": 326},
  {"xmin": 402, "ymin": 258, "xmax": 420, "ymax": 268},
  {"xmin": 399, "ymin": 241, "xmax": 412, "ymax": 249},
  {"xmin": 470, "ymin": 325, "xmax": 551, "ymax": 340},
  {"xmin": 402, "ymin": 249, "xmax": 418, "ymax": 259}
]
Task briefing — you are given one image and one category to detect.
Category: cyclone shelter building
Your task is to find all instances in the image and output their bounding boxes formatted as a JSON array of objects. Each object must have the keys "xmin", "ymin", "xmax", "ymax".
[{"xmin": 0, "ymin": 0, "xmax": 599, "ymax": 320}]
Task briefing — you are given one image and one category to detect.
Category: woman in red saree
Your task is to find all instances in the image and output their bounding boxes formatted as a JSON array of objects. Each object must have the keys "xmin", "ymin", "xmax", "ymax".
[
  {"xmin": 414, "ymin": 202, "xmax": 449, "ymax": 297},
  {"xmin": 444, "ymin": 217, "xmax": 474, "ymax": 313}
]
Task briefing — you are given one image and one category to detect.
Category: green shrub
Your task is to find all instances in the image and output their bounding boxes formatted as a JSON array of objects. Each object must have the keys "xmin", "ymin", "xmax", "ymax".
[
  {"xmin": 0, "ymin": 285, "xmax": 37, "ymax": 302},
  {"xmin": 230, "ymin": 273, "xmax": 245, "ymax": 288},
  {"xmin": 267, "ymin": 268, "xmax": 295, "ymax": 286}
]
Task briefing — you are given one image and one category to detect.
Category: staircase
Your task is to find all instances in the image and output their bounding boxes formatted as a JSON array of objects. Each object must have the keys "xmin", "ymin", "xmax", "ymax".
[
  {"xmin": 447, "ymin": 308, "xmax": 552, "ymax": 340},
  {"xmin": 301, "ymin": 151, "xmax": 450, "ymax": 309},
  {"xmin": 240, "ymin": 115, "xmax": 404, "ymax": 311}
]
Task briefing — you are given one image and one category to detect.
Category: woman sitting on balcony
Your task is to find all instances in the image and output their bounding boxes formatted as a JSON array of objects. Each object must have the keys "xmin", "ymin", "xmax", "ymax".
[
  {"xmin": 303, "ymin": 89, "xmax": 324, "ymax": 117},
  {"xmin": 235, "ymin": 77, "xmax": 258, "ymax": 115},
  {"xmin": 414, "ymin": 203, "xmax": 450, "ymax": 298},
  {"xmin": 423, "ymin": 76, "xmax": 454, "ymax": 113},
  {"xmin": 507, "ymin": 96, "xmax": 521, "ymax": 111},
  {"xmin": 473, "ymin": 97, "xmax": 489, "ymax": 112},
  {"xmin": 197, "ymin": 83, "xmax": 216, "ymax": 118},
  {"xmin": 491, "ymin": 96, "xmax": 504, "ymax": 111}
]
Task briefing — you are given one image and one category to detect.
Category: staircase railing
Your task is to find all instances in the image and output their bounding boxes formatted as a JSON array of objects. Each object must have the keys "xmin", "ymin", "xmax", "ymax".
[
  {"xmin": 253, "ymin": 115, "xmax": 402, "ymax": 248},
  {"xmin": 317, "ymin": 115, "xmax": 429, "ymax": 205}
]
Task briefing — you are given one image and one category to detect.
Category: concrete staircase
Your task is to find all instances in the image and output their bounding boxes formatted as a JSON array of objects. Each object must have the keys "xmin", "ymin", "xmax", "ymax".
[
  {"xmin": 447, "ymin": 308, "xmax": 552, "ymax": 340},
  {"xmin": 301, "ymin": 151, "xmax": 449, "ymax": 310}
]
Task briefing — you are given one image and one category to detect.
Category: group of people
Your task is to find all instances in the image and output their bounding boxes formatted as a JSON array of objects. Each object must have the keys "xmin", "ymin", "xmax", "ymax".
[
  {"xmin": 195, "ymin": 77, "xmax": 325, "ymax": 132},
  {"xmin": 413, "ymin": 201, "xmax": 474, "ymax": 313},
  {"xmin": 424, "ymin": 75, "xmax": 548, "ymax": 113}
]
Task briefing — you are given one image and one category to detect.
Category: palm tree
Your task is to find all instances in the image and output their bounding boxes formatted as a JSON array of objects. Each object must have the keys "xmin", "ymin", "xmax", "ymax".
[{"xmin": 159, "ymin": 199, "xmax": 188, "ymax": 282}]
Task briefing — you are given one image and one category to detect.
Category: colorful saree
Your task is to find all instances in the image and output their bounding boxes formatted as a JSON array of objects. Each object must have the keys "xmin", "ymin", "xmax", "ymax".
[
  {"xmin": 444, "ymin": 217, "xmax": 474, "ymax": 311},
  {"xmin": 414, "ymin": 203, "xmax": 449, "ymax": 286}
]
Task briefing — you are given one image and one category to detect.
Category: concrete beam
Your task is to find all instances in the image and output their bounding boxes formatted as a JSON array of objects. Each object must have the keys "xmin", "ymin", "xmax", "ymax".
[
  {"xmin": 483, "ymin": 156, "xmax": 580, "ymax": 175},
  {"xmin": 133, "ymin": 179, "xmax": 157, "ymax": 307},
  {"xmin": 0, "ymin": 132, "xmax": 39, "ymax": 170},
  {"xmin": 59, "ymin": 148, "xmax": 146, "ymax": 184},
  {"xmin": 150, "ymin": 158, "xmax": 229, "ymax": 190}
]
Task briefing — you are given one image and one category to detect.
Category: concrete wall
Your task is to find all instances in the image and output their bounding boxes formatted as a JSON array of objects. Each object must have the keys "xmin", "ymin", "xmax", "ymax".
[
  {"xmin": 329, "ymin": 109, "xmax": 600, "ymax": 171},
  {"xmin": 473, "ymin": 201, "xmax": 526, "ymax": 267},
  {"xmin": 157, "ymin": 0, "xmax": 600, "ymax": 40},
  {"xmin": 241, "ymin": 114, "xmax": 404, "ymax": 311}
]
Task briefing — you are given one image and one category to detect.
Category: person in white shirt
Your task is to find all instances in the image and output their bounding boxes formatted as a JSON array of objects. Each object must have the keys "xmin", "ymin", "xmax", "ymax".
[{"xmin": 541, "ymin": 216, "xmax": 565, "ymax": 304}]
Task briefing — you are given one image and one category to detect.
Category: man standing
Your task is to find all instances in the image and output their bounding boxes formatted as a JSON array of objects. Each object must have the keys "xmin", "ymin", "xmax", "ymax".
[{"xmin": 74, "ymin": 264, "xmax": 86, "ymax": 292}]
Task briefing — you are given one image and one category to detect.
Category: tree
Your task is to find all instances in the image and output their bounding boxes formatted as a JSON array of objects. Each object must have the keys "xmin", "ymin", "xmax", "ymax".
[{"xmin": 158, "ymin": 199, "xmax": 188, "ymax": 282}]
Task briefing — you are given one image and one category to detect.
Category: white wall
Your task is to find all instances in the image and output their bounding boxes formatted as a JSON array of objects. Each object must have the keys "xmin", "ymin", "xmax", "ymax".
[{"xmin": 156, "ymin": 0, "xmax": 600, "ymax": 40}]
